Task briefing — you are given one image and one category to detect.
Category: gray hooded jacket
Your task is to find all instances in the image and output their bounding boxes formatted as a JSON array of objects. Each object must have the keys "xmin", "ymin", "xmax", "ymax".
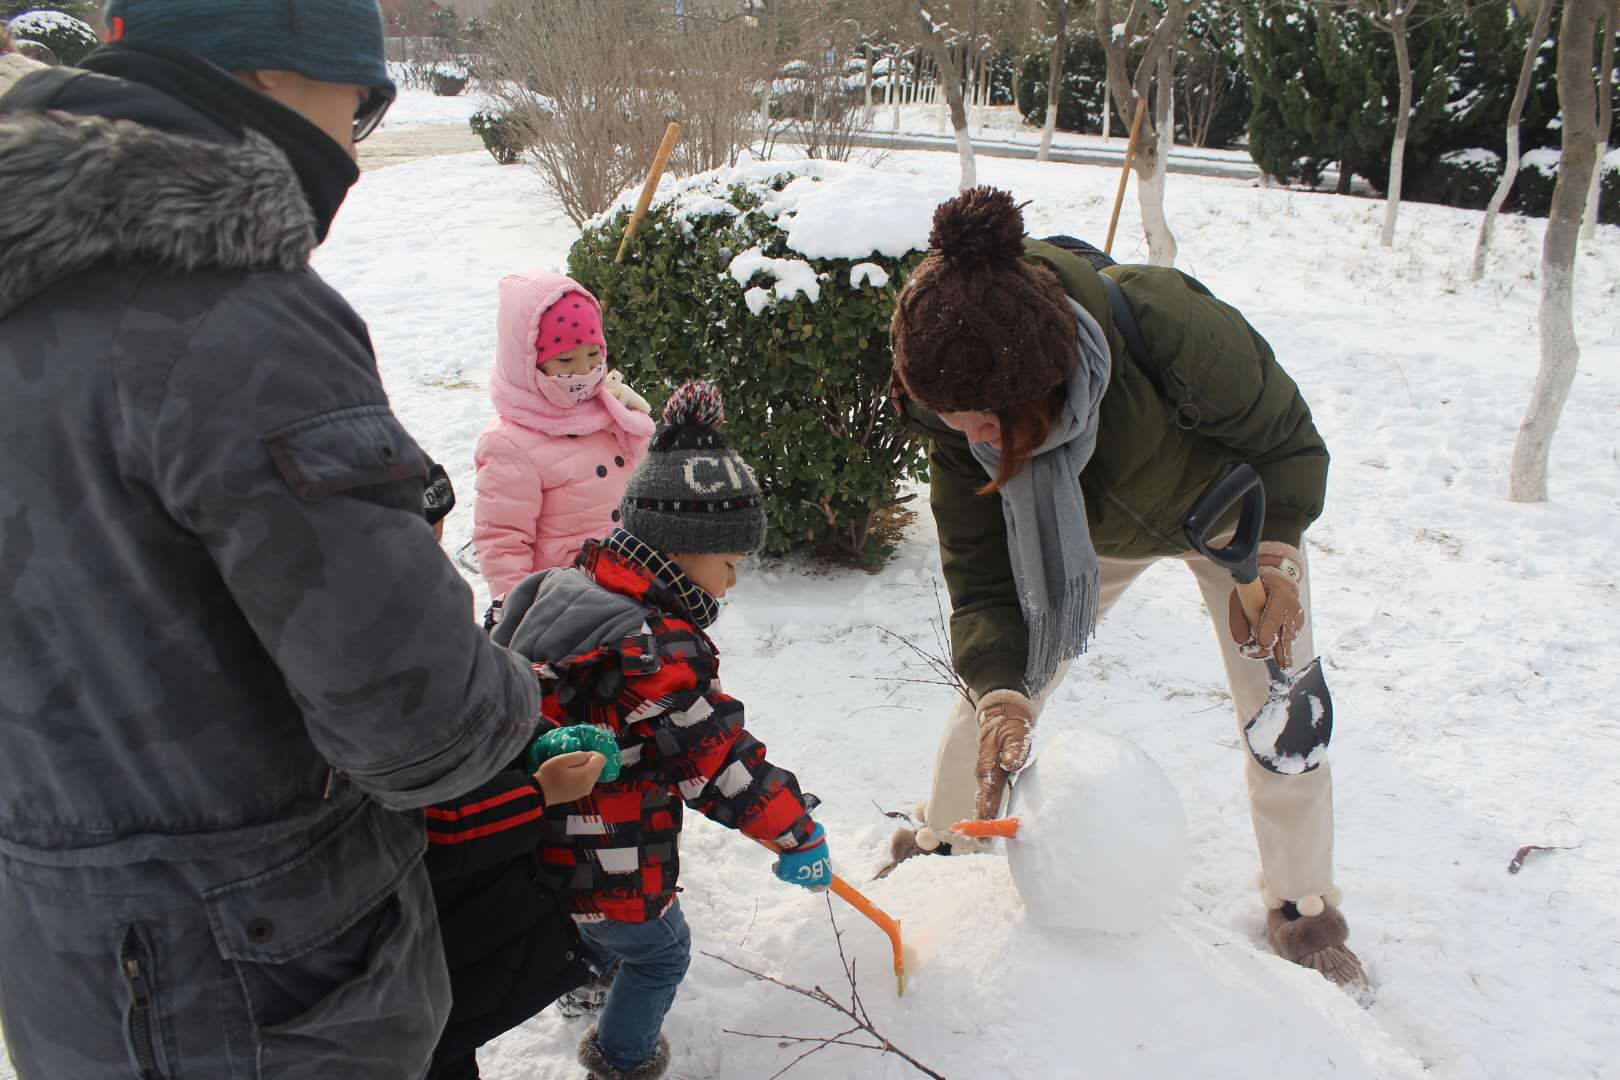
[{"xmin": 0, "ymin": 70, "xmax": 539, "ymax": 863}]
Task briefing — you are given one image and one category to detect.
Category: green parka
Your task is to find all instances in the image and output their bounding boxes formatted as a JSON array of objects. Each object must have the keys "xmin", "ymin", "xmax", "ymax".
[{"xmin": 910, "ymin": 239, "xmax": 1329, "ymax": 698}]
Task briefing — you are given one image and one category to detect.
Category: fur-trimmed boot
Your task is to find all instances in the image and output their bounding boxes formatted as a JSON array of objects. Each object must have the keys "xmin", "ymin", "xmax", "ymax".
[
  {"xmin": 1265, "ymin": 902, "xmax": 1367, "ymax": 988},
  {"xmin": 578, "ymin": 1029, "xmax": 671, "ymax": 1080}
]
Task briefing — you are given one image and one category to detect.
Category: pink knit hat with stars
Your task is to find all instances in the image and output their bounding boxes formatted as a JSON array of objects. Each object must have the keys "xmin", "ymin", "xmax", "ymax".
[{"xmin": 534, "ymin": 289, "xmax": 606, "ymax": 368}]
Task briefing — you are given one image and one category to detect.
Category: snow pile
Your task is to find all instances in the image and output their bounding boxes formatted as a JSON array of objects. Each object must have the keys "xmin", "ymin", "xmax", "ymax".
[
  {"xmin": 1008, "ymin": 726, "xmax": 1189, "ymax": 933},
  {"xmin": 727, "ymin": 247, "xmax": 822, "ymax": 313},
  {"xmin": 1440, "ymin": 148, "xmax": 1502, "ymax": 169},
  {"xmin": 593, "ymin": 158, "xmax": 953, "ymax": 263},
  {"xmin": 1521, "ymin": 148, "xmax": 1561, "ymax": 175},
  {"xmin": 698, "ymin": 854, "xmax": 1421, "ymax": 1078}
]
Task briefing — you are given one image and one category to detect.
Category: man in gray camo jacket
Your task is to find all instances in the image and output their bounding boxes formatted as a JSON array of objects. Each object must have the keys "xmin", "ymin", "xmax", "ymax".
[{"xmin": 0, "ymin": 3, "xmax": 549, "ymax": 1076}]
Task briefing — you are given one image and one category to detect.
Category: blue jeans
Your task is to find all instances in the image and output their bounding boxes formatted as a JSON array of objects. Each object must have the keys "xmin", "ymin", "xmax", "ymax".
[{"xmin": 577, "ymin": 901, "xmax": 692, "ymax": 1072}]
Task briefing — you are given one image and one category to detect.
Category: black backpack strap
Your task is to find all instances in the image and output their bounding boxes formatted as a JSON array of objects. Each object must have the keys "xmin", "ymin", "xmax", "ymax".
[{"xmin": 1098, "ymin": 272, "xmax": 1150, "ymax": 373}]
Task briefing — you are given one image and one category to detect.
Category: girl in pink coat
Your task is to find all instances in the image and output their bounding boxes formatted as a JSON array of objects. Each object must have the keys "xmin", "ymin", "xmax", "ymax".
[{"xmin": 474, "ymin": 271, "xmax": 655, "ymax": 598}]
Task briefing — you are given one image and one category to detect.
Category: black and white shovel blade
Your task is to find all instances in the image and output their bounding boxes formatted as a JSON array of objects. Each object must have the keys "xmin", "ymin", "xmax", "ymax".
[{"xmin": 1243, "ymin": 656, "xmax": 1333, "ymax": 775}]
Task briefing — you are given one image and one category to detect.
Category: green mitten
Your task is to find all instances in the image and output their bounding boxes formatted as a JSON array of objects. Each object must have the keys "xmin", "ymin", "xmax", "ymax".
[{"xmin": 525, "ymin": 724, "xmax": 622, "ymax": 782}]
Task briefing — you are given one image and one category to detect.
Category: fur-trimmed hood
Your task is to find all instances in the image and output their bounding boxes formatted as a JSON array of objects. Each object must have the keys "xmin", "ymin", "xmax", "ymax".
[{"xmin": 0, "ymin": 72, "xmax": 316, "ymax": 318}]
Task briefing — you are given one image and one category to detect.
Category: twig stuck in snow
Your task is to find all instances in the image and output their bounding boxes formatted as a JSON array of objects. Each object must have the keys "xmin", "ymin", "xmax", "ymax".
[
  {"xmin": 871, "ymin": 586, "xmax": 972, "ymax": 707},
  {"xmin": 706, "ymin": 899, "xmax": 946, "ymax": 1080},
  {"xmin": 1508, "ymin": 842, "xmax": 1582, "ymax": 874}
]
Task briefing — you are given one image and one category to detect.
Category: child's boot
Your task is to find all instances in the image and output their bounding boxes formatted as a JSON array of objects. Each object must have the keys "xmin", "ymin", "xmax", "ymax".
[{"xmin": 578, "ymin": 1028, "xmax": 670, "ymax": 1080}]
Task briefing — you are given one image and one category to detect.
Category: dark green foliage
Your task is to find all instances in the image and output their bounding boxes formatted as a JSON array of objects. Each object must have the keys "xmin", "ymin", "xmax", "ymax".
[
  {"xmin": 469, "ymin": 109, "xmax": 525, "ymax": 165},
  {"xmin": 1243, "ymin": 0, "xmax": 1615, "ymax": 215},
  {"xmin": 0, "ymin": 1, "xmax": 95, "ymax": 21},
  {"xmin": 567, "ymin": 170, "xmax": 928, "ymax": 564},
  {"xmin": 1176, "ymin": 6, "xmax": 1251, "ymax": 149},
  {"xmin": 6, "ymin": 8, "xmax": 98, "ymax": 65},
  {"xmin": 1016, "ymin": 32, "xmax": 1109, "ymax": 134}
]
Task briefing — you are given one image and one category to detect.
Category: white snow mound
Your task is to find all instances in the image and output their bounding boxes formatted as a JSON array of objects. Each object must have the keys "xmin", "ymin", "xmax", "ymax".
[
  {"xmin": 716, "ymin": 855, "xmax": 1422, "ymax": 1078},
  {"xmin": 1009, "ymin": 725, "xmax": 1189, "ymax": 933}
]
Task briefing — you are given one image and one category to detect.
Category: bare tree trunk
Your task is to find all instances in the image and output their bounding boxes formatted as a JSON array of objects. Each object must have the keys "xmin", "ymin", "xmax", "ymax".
[
  {"xmin": 1039, "ymin": 0, "xmax": 1068, "ymax": 160},
  {"xmin": 1512, "ymin": 0, "xmax": 1604, "ymax": 503},
  {"xmin": 915, "ymin": 0, "xmax": 977, "ymax": 189},
  {"xmin": 1103, "ymin": 83, "xmax": 1112, "ymax": 138},
  {"xmin": 1381, "ymin": 5, "xmax": 1414, "ymax": 248},
  {"xmin": 977, "ymin": 47, "xmax": 991, "ymax": 131},
  {"xmin": 1139, "ymin": 47, "xmax": 1180, "ymax": 265},
  {"xmin": 1472, "ymin": 0, "xmax": 1556, "ymax": 281},
  {"xmin": 865, "ymin": 42, "xmax": 875, "ymax": 111},
  {"xmin": 1580, "ymin": 0, "xmax": 1616, "ymax": 239}
]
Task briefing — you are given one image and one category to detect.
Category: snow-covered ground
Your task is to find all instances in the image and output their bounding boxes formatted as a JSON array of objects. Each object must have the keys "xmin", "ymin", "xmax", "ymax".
[
  {"xmin": 4, "ymin": 145, "xmax": 1614, "ymax": 1079},
  {"xmin": 380, "ymin": 84, "xmax": 494, "ymax": 131}
]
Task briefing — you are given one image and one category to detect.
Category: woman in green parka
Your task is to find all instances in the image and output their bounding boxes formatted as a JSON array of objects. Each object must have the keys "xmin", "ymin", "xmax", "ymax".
[{"xmin": 887, "ymin": 187, "xmax": 1363, "ymax": 987}]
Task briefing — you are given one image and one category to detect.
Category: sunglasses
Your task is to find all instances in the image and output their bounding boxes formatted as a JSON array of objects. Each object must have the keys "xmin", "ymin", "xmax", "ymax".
[{"xmin": 353, "ymin": 84, "xmax": 397, "ymax": 143}]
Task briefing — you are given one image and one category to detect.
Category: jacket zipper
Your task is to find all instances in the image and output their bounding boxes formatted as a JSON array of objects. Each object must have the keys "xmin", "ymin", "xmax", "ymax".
[{"xmin": 121, "ymin": 930, "xmax": 164, "ymax": 1080}]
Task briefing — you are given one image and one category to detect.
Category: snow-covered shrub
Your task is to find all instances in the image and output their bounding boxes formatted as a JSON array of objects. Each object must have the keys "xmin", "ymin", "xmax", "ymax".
[
  {"xmin": 1434, "ymin": 148, "xmax": 1503, "ymax": 211},
  {"xmin": 468, "ymin": 108, "xmax": 524, "ymax": 165},
  {"xmin": 1471, "ymin": 148, "xmax": 1617, "ymax": 224},
  {"xmin": 569, "ymin": 161, "xmax": 937, "ymax": 562},
  {"xmin": 430, "ymin": 69, "xmax": 468, "ymax": 96},
  {"xmin": 1516, "ymin": 148, "xmax": 1560, "ymax": 218},
  {"xmin": 6, "ymin": 9, "xmax": 97, "ymax": 65}
]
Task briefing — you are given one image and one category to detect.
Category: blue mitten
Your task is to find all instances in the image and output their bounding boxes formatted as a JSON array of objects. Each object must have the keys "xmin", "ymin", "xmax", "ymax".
[{"xmin": 773, "ymin": 824, "xmax": 832, "ymax": 891}]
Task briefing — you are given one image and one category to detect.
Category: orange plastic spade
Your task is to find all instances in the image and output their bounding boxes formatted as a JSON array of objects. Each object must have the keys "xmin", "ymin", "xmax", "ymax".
[
  {"xmin": 952, "ymin": 817, "xmax": 1021, "ymax": 839},
  {"xmin": 754, "ymin": 836, "xmax": 908, "ymax": 996}
]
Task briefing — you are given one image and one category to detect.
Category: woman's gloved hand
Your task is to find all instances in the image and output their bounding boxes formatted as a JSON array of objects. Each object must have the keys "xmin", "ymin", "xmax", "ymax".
[
  {"xmin": 1228, "ymin": 541, "xmax": 1305, "ymax": 669},
  {"xmin": 773, "ymin": 824, "xmax": 832, "ymax": 891},
  {"xmin": 974, "ymin": 689, "xmax": 1036, "ymax": 821},
  {"xmin": 603, "ymin": 369, "xmax": 651, "ymax": 413}
]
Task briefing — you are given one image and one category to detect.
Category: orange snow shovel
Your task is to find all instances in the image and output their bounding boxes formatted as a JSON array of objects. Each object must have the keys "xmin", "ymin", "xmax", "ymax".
[{"xmin": 753, "ymin": 836, "xmax": 909, "ymax": 996}]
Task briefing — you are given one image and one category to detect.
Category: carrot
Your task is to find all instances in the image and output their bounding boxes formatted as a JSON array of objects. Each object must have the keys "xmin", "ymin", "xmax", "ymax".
[{"xmin": 951, "ymin": 817, "xmax": 1021, "ymax": 839}]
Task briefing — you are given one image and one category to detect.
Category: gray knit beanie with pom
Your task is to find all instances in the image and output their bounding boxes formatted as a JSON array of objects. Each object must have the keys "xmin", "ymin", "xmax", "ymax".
[{"xmin": 620, "ymin": 382, "xmax": 766, "ymax": 555}]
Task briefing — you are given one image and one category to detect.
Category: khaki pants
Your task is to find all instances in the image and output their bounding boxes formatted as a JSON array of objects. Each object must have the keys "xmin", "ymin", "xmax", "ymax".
[{"xmin": 924, "ymin": 544, "xmax": 1335, "ymax": 902}]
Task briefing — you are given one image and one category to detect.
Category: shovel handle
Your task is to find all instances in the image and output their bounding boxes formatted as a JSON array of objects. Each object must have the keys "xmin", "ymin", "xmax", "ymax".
[
  {"xmin": 752, "ymin": 835, "xmax": 907, "ymax": 995},
  {"xmin": 1182, "ymin": 464, "xmax": 1266, "ymax": 586}
]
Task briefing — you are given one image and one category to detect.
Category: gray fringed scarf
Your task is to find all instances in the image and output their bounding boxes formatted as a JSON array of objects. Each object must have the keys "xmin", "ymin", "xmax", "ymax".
[{"xmin": 968, "ymin": 299, "xmax": 1113, "ymax": 694}]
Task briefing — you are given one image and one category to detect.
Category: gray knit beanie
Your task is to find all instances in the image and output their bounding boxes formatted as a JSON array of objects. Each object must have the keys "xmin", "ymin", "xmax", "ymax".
[
  {"xmin": 103, "ymin": 0, "xmax": 393, "ymax": 91},
  {"xmin": 620, "ymin": 382, "xmax": 766, "ymax": 555}
]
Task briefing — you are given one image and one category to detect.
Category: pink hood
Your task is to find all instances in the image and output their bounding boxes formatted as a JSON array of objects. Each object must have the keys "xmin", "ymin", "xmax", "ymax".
[{"xmin": 489, "ymin": 270, "xmax": 654, "ymax": 449}]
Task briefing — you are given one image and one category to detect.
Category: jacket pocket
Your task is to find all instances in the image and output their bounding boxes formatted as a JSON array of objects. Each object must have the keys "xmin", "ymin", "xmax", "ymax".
[
  {"xmin": 205, "ymin": 801, "xmax": 444, "ymax": 1078},
  {"xmin": 119, "ymin": 923, "xmax": 171, "ymax": 1080},
  {"xmin": 264, "ymin": 404, "xmax": 430, "ymax": 500}
]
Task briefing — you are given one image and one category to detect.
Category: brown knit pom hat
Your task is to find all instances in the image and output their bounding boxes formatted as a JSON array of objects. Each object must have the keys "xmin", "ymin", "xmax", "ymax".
[{"xmin": 891, "ymin": 187, "xmax": 1079, "ymax": 412}]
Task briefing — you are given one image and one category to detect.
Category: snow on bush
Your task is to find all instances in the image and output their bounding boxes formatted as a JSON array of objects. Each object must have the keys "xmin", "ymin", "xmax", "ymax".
[
  {"xmin": 7, "ymin": 9, "xmax": 98, "ymax": 65},
  {"xmin": 570, "ymin": 159, "xmax": 955, "ymax": 561}
]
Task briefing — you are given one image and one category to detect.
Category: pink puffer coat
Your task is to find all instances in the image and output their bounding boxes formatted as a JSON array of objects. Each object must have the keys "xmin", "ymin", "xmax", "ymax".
[{"xmin": 473, "ymin": 271, "xmax": 654, "ymax": 598}]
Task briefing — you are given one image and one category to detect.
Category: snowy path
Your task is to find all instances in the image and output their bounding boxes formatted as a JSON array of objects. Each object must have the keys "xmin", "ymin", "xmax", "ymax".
[{"xmin": 4, "ymin": 147, "xmax": 1615, "ymax": 1079}]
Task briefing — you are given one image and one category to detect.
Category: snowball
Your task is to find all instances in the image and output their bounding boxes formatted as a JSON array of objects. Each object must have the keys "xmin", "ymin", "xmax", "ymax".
[{"xmin": 1007, "ymin": 726, "xmax": 1189, "ymax": 934}]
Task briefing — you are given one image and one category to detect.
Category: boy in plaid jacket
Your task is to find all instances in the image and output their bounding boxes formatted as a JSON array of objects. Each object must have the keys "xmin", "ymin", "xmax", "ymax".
[{"xmin": 490, "ymin": 382, "xmax": 831, "ymax": 1080}]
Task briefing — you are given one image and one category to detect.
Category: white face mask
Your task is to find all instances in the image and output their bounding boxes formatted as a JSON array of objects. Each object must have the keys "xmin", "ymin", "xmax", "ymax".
[{"xmin": 543, "ymin": 362, "xmax": 606, "ymax": 406}]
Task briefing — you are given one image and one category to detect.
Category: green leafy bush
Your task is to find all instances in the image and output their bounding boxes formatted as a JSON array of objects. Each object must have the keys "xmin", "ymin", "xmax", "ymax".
[
  {"xmin": 469, "ymin": 108, "xmax": 525, "ymax": 165},
  {"xmin": 6, "ymin": 8, "xmax": 97, "ymax": 65},
  {"xmin": 567, "ymin": 163, "xmax": 929, "ymax": 564},
  {"xmin": 1434, "ymin": 148, "xmax": 1503, "ymax": 211}
]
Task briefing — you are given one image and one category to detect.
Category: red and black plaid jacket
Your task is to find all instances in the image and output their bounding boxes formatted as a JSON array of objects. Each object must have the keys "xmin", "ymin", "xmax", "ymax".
[{"xmin": 532, "ymin": 545, "xmax": 817, "ymax": 923}]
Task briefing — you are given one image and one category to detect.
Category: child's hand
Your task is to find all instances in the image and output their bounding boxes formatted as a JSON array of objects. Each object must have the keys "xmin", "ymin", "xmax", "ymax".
[
  {"xmin": 772, "ymin": 824, "xmax": 832, "ymax": 892},
  {"xmin": 534, "ymin": 750, "xmax": 605, "ymax": 806}
]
